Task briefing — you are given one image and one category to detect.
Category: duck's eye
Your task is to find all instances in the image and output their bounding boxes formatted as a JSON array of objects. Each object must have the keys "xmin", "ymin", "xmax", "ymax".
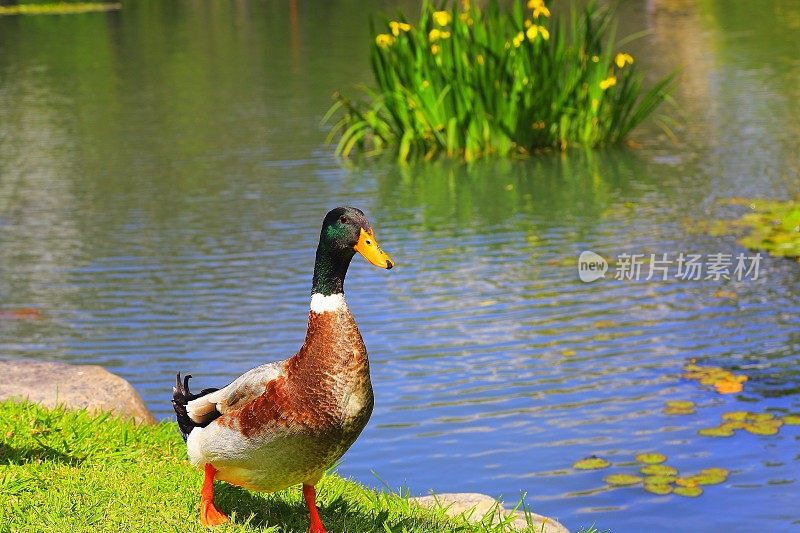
[{"xmin": 339, "ymin": 216, "xmax": 348, "ymax": 224}]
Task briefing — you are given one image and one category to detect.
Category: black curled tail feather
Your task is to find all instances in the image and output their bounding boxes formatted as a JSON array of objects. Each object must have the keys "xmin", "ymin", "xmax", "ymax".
[
  {"xmin": 172, "ymin": 372, "xmax": 220, "ymax": 442},
  {"xmin": 172, "ymin": 373, "xmax": 195, "ymax": 441}
]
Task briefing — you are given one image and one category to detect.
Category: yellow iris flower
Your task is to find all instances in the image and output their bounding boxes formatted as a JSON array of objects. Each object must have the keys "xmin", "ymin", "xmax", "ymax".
[
  {"xmin": 389, "ymin": 21, "xmax": 412, "ymax": 37},
  {"xmin": 432, "ymin": 10, "xmax": 451, "ymax": 26},
  {"xmin": 527, "ymin": 0, "xmax": 550, "ymax": 18},
  {"xmin": 526, "ymin": 25, "xmax": 549, "ymax": 41},
  {"xmin": 375, "ymin": 34, "xmax": 394, "ymax": 48},
  {"xmin": 429, "ymin": 29, "xmax": 450, "ymax": 42},
  {"xmin": 615, "ymin": 52, "xmax": 634, "ymax": 68},
  {"xmin": 599, "ymin": 76, "xmax": 617, "ymax": 90},
  {"xmin": 512, "ymin": 31, "xmax": 525, "ymax": 48},
  {"xmin": 431, "ymin": 43, "xmax": 441, "ymax": 55}
]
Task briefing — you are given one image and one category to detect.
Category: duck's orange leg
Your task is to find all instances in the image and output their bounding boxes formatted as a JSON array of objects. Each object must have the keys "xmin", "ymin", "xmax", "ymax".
[
  {"xmin": 302, "ymin": 484, "xmax": 327, "ymax": 533},
  {"xmin": 200, "ymin": 463, "xmax": 228, "ymax": 526}
]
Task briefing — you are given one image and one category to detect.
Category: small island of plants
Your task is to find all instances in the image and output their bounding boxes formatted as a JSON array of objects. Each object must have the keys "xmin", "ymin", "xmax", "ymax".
[{"xmin": 326, "ymin": 0, "xmax": 675, "ymax": 162}]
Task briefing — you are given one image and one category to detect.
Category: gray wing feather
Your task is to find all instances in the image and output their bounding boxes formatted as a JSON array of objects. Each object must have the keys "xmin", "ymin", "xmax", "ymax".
[{"xmin": 186, "ymin": 361, "xmax": 286, "ymax": 423}]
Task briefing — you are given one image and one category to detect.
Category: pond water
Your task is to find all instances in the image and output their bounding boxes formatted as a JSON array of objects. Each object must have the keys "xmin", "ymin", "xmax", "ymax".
[{"xmin": 1, "ymin": 1, "xmax": 799, "ymax": 531}]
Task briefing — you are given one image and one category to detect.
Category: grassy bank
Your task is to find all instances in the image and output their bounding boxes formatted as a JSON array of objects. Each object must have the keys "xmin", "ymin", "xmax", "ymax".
[
  {"xmin": 0, "ymin": 3, "xmax": 121, "ymax": 16},
  {"xmin": 0, "ymin": 400, "xmax": 578, "ymax": 532}
]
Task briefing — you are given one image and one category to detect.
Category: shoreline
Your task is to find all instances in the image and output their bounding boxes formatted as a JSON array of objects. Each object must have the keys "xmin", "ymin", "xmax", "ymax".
[{"xmin": 0, "ymin": 358, "xmax": 569, "ymax": 532}]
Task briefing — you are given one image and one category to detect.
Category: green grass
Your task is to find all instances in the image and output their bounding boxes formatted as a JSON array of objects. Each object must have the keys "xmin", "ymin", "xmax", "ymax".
[
  {"xmin": 0, "ymin": 3, "xmax": 121, "ymax": 16},
  {"xmin": 0, "ymin": 400, "xmax": 592, "ymax": 532},
  {"xmin": 325, "ymin": 0, "xmax": 675, "ymax": 162}
]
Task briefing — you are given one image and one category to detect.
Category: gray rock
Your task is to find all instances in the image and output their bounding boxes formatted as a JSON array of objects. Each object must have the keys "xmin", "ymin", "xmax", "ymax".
[
  {"xmin": 411, "ymin": 492, "xmax": 569, "ymax": 533},
  {"xmin": 0, "ymin": 358, "xmax": 155, "ymax": 424}
]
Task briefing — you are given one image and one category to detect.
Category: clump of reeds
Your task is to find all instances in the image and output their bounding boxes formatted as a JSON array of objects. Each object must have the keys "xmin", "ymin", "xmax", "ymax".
[{"xmin": 325, "ymin": 0, "xmax": 675, "ymax": 162}]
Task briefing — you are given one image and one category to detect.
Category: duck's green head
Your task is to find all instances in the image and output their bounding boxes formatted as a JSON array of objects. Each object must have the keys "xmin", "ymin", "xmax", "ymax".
[{"xmin": 312, "ymin": 207, "xmax": 394, "ymax": 296}]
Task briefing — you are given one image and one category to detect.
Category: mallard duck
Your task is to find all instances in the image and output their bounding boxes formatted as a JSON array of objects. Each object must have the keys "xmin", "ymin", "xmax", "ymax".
[{"xmin": 172, "ymin": 207, "xmax": 394, "ymax": 532}]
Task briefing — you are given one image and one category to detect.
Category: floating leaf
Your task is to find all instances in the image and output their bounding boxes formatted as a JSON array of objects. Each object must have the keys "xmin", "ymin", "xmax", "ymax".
[
  {"xmin": 744, "ymin": 423, "xmax": 779, "ymax": 436},
  {"xmin": 664, "ymin": 407, "xmax": 695, "ymax": 415},
  {"xmin": 722, "ymin": 411, "xmax": 750, "ymax": 421},
  {"xmin": 644, "ymin": 483, "xmax": 673, "ymax": 495},
  {"xmin": 666, "ymin": 400, "xmax": 695, "ymax": 409},
  {"xmin": 675, "ymin": 477, "xmax": 698, "ymax": 488},
  {"xmin": 720, "ymin": 420, "xmax": 747, "ymax": 431},
  {"xmin": 674, "ymin": 486, "xmax": 703, "ymax": 497},
  {"xmin": 748, "ymin": 413, "xmax": 775, "ymax": 422},
  {"xmin": 573, "ymin": 456, "xmax": 610, "ymax": 470},
  {"xmin": 691, "ymin": 468, "xmax": 729, "ymax": 485},
  {"xmin": 604, "ymin": 474, "xmax": 643, "ymax": 486},
  {"xmin": 641, "ymin": 464, "xmax": 678, "ymax": 476},
  {"xmin": 705, "ymin": 199, "xmax": 800, "ymax": 259},
  {"xmin": 713, "ymin": 290, "xmax": 738, "ymax": 299},
  {"xmin": 782, "ymin": 415, "xmax": 800, "ymax": 425},
  {"xmin": 635, "ymin": 453, "xmax": 667, "ymax": 465},
  {"xmin": 715, "ymin": 380, "xmax": 743, "ymax": 394},
  {"xmin": 682, "ymin": 362, "xmax": 747, "ymax": 394},
  {"xmin": 698, "ymin": 426, "xmax": 734, "ymax": 437},
  {"xmin": 645, "ymin": 474, "xmax": 677, "ymax": 485},
  {"xmin": 663, "ymin": 400, "xmax": 695, "ymax": 415}
]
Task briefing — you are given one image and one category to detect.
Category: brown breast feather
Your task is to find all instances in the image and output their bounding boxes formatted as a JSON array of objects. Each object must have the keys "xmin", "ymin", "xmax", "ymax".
[{"xmin": 223, "ymin": 309, "xmax": 373, "ymax": 441}]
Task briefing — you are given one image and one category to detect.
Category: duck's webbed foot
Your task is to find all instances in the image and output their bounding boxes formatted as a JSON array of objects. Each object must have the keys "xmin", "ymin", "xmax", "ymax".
[{"xmin": 200, "ymin": 463, "xmax": 228, "ymax": 526}]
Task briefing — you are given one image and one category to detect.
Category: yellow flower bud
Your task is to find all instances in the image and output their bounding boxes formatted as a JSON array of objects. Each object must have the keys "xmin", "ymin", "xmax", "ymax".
[
  {"xmin": 432, "ymin": 10, "xmax": 451, "ymax": 26},
  {"xmin": 615, "ymin": 52, "xmax": 634, "ymax": 68},
  {"xmin": 527, "ymin": 0, "xmax": 550, "ymax": 18},
  {"xmin": 526, "ymin": 25, "xmax": 549, "ymax": 41},
  {"xmin": 375, "ymin": 33, "xmax": 394, "ymax": 48},
  {"xmin": 389, "ymin": 21, "xmax": 412, "ymax": 36},
  {"xmin": 599, "ymin": 76, "xmax": 617, "ymax": 90}
]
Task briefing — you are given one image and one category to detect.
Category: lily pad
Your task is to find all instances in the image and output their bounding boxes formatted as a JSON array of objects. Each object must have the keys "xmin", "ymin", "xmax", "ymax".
[
  {"xmin": 715, "ymin": 380, "xmax": 743, "ymax": 394},
  {"xmin": 707, "ymin": 199, "xmax": 800, "ymax": 259},
  {"xmin": 664, "ymin": 406, "xmax": 695, "ymax": 415},
  {"xmin": 675, "ymin": 477, "xmax": 698, "ymax": 488},
  {"xmin": 573, "ymin": 456, "xmax": 610, "ymax": 470},
  {"xmin": 644, "ymin": 483, "xmax": 673, "ymax": 495},
  {"xmin": 645, "ymin": 474, "xmax": 677, "ymax": 485},
  {"xmin": 635, "ymin": 453, "xmax": 667, "ymax": 465},
  {"xmin": 692, "ymin": 468, "xmax": 729, "ymax": 485},
  {"xmin": 720, "ymin": 420, "xmax": 747, "ymax": 431},
  {"xmin": 682, "ymin": 362, "xmax": 748, "ymax": 393},
  {"xmin": 698, "ymin": 426, "xmax": 735, "ymax": 437},
  {"xmin": 722, "ymin": 411, "xmax": 750, "ymax": 421},
  {"xmin": 641, "ymin": 464, "xmax": 678, "ymax": 476},
  {"xmin": 665, "ymin": 401, "xmax": 694, "ymax": 410},
  {"xmin": 674, "ymin": 485, "xmax": 703, "ymax": 497},
  {"xmin": 782, "ymin": 415, "xmax": 800, "ymax": 425},
  {"xmin": 604, "ymin": 474, "xmax": 643, "ymax": 486},
  {"xmin": 663, "ymin": 400, "xmax": 696, "ymax": 415},
  {"xmin": 744, "ymin": 423, "xmax": 779, "ymax": 436}
]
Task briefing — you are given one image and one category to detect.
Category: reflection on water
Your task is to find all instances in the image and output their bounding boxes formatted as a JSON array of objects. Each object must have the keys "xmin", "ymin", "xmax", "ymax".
[{"xmin": 1, "ymin": 1, "xmax": 799, "ymax": 531}]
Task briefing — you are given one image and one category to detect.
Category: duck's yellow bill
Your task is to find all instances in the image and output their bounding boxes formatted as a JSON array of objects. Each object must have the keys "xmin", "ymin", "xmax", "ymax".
[{"xmin": 354, "ymin": 228, "xmax": 394, "ymax": 269}]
